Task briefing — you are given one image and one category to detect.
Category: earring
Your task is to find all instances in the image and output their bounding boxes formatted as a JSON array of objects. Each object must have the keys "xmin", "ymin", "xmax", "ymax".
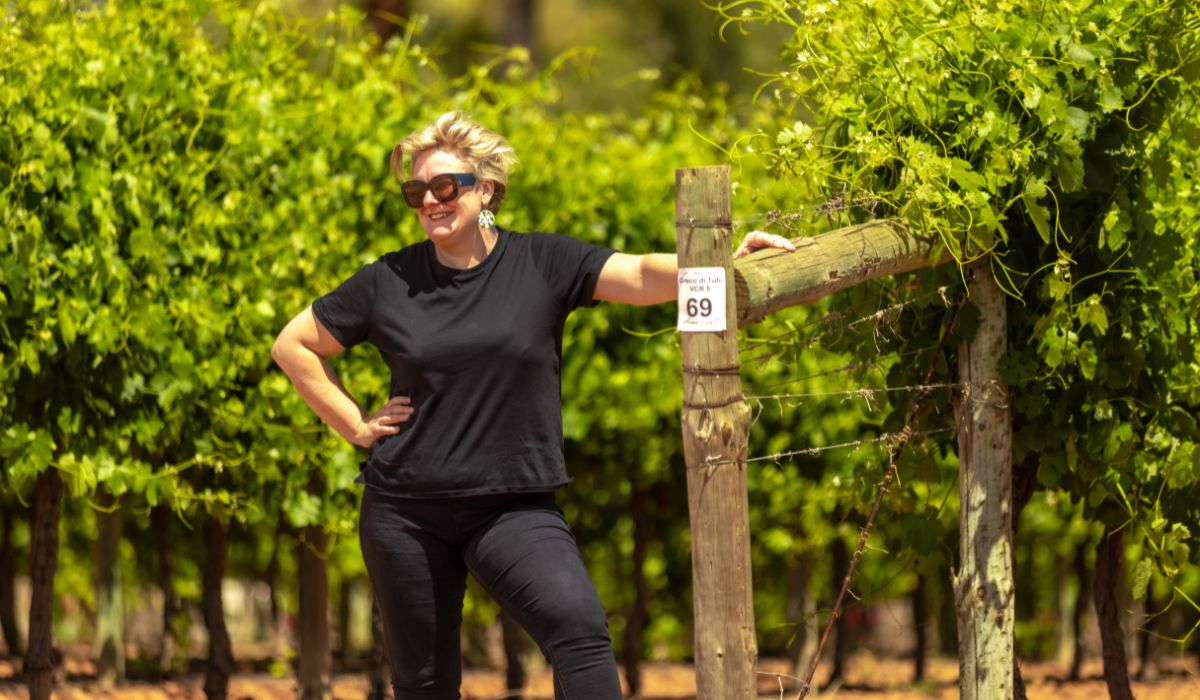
[{"xmin": 478, "ymin": 209, "xmax": 496, "ymax": 229}]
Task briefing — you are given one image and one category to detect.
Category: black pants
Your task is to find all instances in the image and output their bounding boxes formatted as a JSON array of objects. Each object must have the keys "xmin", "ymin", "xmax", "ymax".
[{"xmin": 359, "ymin": 489, "xmax": 623, "ymax": 700}]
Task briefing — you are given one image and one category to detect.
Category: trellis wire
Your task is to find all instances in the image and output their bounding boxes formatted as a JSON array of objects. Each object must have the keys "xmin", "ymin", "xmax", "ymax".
[
  {"xmin": 740, "ymin": 289, "xmax": 964, "ymax": 384},
  {"xmin": 742, "ymin": 310, "xmax": 955, "ymax": 381},
  {"xmin": 743, "ymin": 428, "xmax": 954, "ymax": 465},
  {"xmin": 746, "ymin": 382, "xmax": 963, "ymax": 404},
  {"xmin": 740, "ymin": 282, "xmax": 961, "ymax": 360},
  {"xmin": 748, "ymin": 343, "xmax": 940, "ymax": 394},
  {"xmin": 731, "ymin": 189, "xmax": 892, "ymax": 230}
]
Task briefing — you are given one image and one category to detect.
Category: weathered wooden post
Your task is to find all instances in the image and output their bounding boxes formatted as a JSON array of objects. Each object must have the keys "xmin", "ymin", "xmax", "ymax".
[
  {"xmin": 675, "ymin": 166, "xmax": 757, "ymax": 699},
  {"xmin": 953, "ymin": 256, "xmax": 1014, "ymax": 699}
]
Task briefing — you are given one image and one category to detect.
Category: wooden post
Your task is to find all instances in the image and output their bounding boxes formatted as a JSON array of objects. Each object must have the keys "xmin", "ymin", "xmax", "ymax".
[
  {"xmin": 953, "ymin": 257, "xmax": 1014, "ymax": 700},
  {"xmin": 675, "ymin": 166, "xmax": 757, "ymax": 699}
]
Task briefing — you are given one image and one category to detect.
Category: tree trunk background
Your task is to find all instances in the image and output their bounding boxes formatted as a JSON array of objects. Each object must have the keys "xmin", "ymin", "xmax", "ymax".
[
  {"xmin": 828, "ymin": 536, "xmax": 849, "ymax": 686},
  {"xmin": 500, "ymin": 610, "xmax": 528, "ymax": 700},
  {"xmin": 266, "ymin": 513, "xmax": 289, "ymax": 664},
  {"xmin": 298, "ymin": 523, "xmax": 331, "ymax": 700},
  {"xmin": 503, "ymin": 0, "xmax": 537, "ymax": 58},
  {"xmin": 152, "ymin": 505, "xmax": 176, "ymax": 675},
  {"xmin": 1055, "ymin": 550, "xmax": 1071, "ymax": 668},
  {"xmin": 1137, "ymin": 583, "xmax": 1161, "ymax": 680},
  {"xmin": 912, "ymin": 573, "xmax": 927, "ymax": 683},
  {"xmin": 202, "ymin": 517, "xmax": 233, "ymax": 700},
  {"xmin": 786, "ymin": 548, "xmax": 816, "ymax": 693},
  {"xmin": 0, "ymin": 502, "xmax": 23, "ymax": 656},
  {"xmin": 365, "ymin": 0, "xmax": 407, "ymax": 45},
  {"xmin": 94, "ymin": 488, "xmax": 125, "ymax": 686},
  {"xmin": 1094, "ymin": 524, "xmax": 1134, "ymax": 700},
  {"xmin": 336, "ymin": 577, "xmax": 352, "ymax": 661},
  {"xmin": 936, "ymin": 562, "xmax": 958, "ymax": 656},
  {"xmin": 24, "ymin": 468, "xmax": 62, "ymax": 700},
  {"xmin": 367, "ymin": 595, "xmax": 389, "ymax": 700},
  {"xmin": 623, "ymin": 482, "xmax": 651, "ymax": 697},
  {"xmin": 1069, "ymin": 540, "xmax": 1092, "ymax": 681}
]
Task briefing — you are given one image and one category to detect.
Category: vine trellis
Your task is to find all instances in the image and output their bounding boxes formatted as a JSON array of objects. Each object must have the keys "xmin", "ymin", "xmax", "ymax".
[{"xmin": 675, "ymin": 166, "xmax": 1014, "ymax": 699}]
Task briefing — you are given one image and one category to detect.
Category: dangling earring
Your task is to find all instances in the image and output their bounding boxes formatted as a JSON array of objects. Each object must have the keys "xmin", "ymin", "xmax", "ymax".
[{"xmin": 478, "ymin": 209, "xmax": 496, "ymax": 229}]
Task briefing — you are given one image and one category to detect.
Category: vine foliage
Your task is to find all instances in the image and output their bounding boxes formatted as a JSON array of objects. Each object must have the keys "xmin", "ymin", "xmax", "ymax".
[{"xmin": 717, "ymin": 0, "xmax": 1200, "ymax": 621}]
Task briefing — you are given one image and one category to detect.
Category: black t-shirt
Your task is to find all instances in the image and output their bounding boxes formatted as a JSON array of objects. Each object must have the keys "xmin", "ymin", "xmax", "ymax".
[{"xmin": 312, "ymin": 228, "xmax": 615, "ymax": 498}]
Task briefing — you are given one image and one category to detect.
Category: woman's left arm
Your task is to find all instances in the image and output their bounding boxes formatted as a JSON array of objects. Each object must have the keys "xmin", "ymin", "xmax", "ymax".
[{"xmin": 593, "ymin": 231, "xmax": 796, "ymax": 306}]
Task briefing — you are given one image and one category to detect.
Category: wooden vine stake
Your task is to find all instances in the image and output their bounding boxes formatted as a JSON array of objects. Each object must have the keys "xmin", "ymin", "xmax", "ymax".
[
  {"xmin": 953, "ymin": 257, "xmax": 1015, "ymax": 700},
  {"xmin": 675, "ymin": 166, "xmax": 757, "ymax": 699}
]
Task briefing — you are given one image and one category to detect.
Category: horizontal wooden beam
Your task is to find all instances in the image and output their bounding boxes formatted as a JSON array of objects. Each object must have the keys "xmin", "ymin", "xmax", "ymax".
[{"xmin": 732, "ymin": 220, "xmax": 953, "ymax": 327}]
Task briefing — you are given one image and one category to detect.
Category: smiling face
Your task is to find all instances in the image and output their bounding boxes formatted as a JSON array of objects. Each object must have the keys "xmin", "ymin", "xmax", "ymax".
[{"xmin": 410, "ymin": 149, "xmax": 493, "ymax": 253}]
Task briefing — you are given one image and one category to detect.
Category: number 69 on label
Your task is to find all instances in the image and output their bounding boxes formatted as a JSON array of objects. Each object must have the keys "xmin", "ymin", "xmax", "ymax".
[
  {"xmin": 677, "ymin": 267, "xmax": 728, "ymax": 333},
  {"xmin": 686, "ymin": 298, "xmax": 713, "ymax": 317}
]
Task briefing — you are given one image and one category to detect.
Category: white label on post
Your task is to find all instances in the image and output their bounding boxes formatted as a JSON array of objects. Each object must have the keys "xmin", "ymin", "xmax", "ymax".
[{"xmin": 677, "ymin": 267, "xmax": 728, "ymax": 332}]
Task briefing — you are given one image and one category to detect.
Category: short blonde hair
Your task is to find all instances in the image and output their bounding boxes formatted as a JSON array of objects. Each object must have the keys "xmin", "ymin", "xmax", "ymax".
[{"xmin": 392, "ymin": 111, "xmax": 518, "ymax": 211}]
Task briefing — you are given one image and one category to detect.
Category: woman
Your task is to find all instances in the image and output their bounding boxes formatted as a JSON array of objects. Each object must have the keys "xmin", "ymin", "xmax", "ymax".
[{"xmin": 271, "ymin": 111, "xmax": 793, "ymax": 699}]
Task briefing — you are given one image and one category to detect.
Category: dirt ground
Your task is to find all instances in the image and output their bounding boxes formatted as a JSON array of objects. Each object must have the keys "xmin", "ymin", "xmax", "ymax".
[{"xmin": 0, "ymin": 651, "xmax": 1197, "ymax": 699}]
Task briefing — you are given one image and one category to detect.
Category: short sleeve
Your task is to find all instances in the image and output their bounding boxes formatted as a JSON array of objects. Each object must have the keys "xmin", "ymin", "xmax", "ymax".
[
  {"xmin": 528, "ymin": 233, "xmax": 616, "ymax": 311},
  {"xmin": 311, "ymin": 261, "xmax": 379, "ymax": 348}
]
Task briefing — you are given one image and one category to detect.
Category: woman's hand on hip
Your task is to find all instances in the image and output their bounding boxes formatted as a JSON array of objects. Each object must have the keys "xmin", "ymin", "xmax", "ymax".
[{"xmin": 353, "ymin": 396, "xmax": 414, "ymax": 448}]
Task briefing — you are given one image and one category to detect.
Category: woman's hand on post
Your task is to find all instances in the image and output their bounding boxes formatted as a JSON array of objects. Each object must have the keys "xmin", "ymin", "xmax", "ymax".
[
  {"xmin": 734, "ymin": 230, "xmax": 797, "ymax": 258},
  {"xmin": 352, "ymin": 396, "xmax": 414, "ymax": 448}
]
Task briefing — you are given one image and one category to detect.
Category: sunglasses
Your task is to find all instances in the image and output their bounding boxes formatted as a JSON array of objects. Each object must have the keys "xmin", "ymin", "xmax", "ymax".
[{"xmin": 400, "ymin": 172, "xmax": 478, "ymax": 209}]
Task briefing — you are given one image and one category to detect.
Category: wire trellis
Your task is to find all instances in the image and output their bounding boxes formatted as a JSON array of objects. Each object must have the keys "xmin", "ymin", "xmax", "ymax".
[
  {"xmin": 743, "ymin": 427, "xmax": 954, "ymax": 466},
  {"xmin": 747, "ymin": 343, "xmax": 941, "ymax": 394},
  {"xmin": 740, "ymin": 282, "xmax": 963, "ymax": 362},
  {"xmin": 731, "ymin": 190, "xmax": 894, "ymax": 232}
]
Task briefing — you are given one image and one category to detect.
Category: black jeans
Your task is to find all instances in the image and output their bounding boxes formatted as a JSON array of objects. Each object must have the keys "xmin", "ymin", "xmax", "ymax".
[{"xmin": 359, "ymin": 489, "xmax": 623, "ymax": 700}]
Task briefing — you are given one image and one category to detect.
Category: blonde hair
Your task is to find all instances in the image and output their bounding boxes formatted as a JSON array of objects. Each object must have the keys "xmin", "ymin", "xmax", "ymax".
[{"xmin": 392, "ymin": 111, "xmax": 518, "ymax": 212}]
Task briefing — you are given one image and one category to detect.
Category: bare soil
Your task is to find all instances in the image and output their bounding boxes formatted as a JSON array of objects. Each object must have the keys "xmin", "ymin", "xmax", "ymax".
[{"xmin": 0, "ymin": 651, "xmax": 1197, "ymax": 699}]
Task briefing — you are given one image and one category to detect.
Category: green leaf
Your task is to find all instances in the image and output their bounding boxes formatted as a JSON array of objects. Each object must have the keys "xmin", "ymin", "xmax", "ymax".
[
  {"xmin": 762, "ymin": 527, "xmax": 795, "ymax": 554},
  {"xmin": 1057, "ymin": 154, "xmax": 1084, "ymax": 192},
  {"xmin": 1098, "ymin": 87, "xmax": 1124, "ymax": 112},
  {"xmin": 1025, "ymin": 198, "xmax": 1051, "ymax": 244},
  {"xmin": 1166, "ymin": 442, "xmax": 1199, "ymax": 489},
  {"xmin": 1103, "ymin": 422, "xmax": 1135, "ymax": 462},
  {"xmin": 1065, "ymin": 107, "xmax": 1090, "ymax": 139},
  {"xmin": 1077, "ymin": 296, "xmax": 1109, "ymax": 335},
  {"xmin": 1078, "ymin": 341, "xmax": 1098, "ymax": 380},
  {"xmin": 948, "ymin": 158, "xmax": 986, "ymax": 190},
  {"xmin": 58, "ymin": 303, "xmax": 78, "ymax": 345},
  {"xmin": 1040, "ymin": 326, "xmax": 1068, "ymax": 368},
  {"xmin": 1130, "ymin": 558, "xmax": 1152, "ymax": 601},
  {"xmin": 19, "ymin": 339, "xmax": 41, "ymax": 375},
  {"xmin": 1161, "ymin": 524, "xmax": 1192, "ymax": 576},
  {"xmin": 57, "ymin": 453, "xmax": 97, "ymax": 499}
]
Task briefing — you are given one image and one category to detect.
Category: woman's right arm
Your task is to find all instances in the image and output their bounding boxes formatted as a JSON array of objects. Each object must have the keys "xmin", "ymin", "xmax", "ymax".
[{"xmin": 271, "ymin": 306, "xmax": 412, "ymax": 448}]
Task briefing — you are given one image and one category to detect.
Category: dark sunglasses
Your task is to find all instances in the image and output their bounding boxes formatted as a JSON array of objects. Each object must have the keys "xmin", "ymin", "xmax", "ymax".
[{"xmin": 400, "ymin": 172, "xmax": 477, "ymax": 208}]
